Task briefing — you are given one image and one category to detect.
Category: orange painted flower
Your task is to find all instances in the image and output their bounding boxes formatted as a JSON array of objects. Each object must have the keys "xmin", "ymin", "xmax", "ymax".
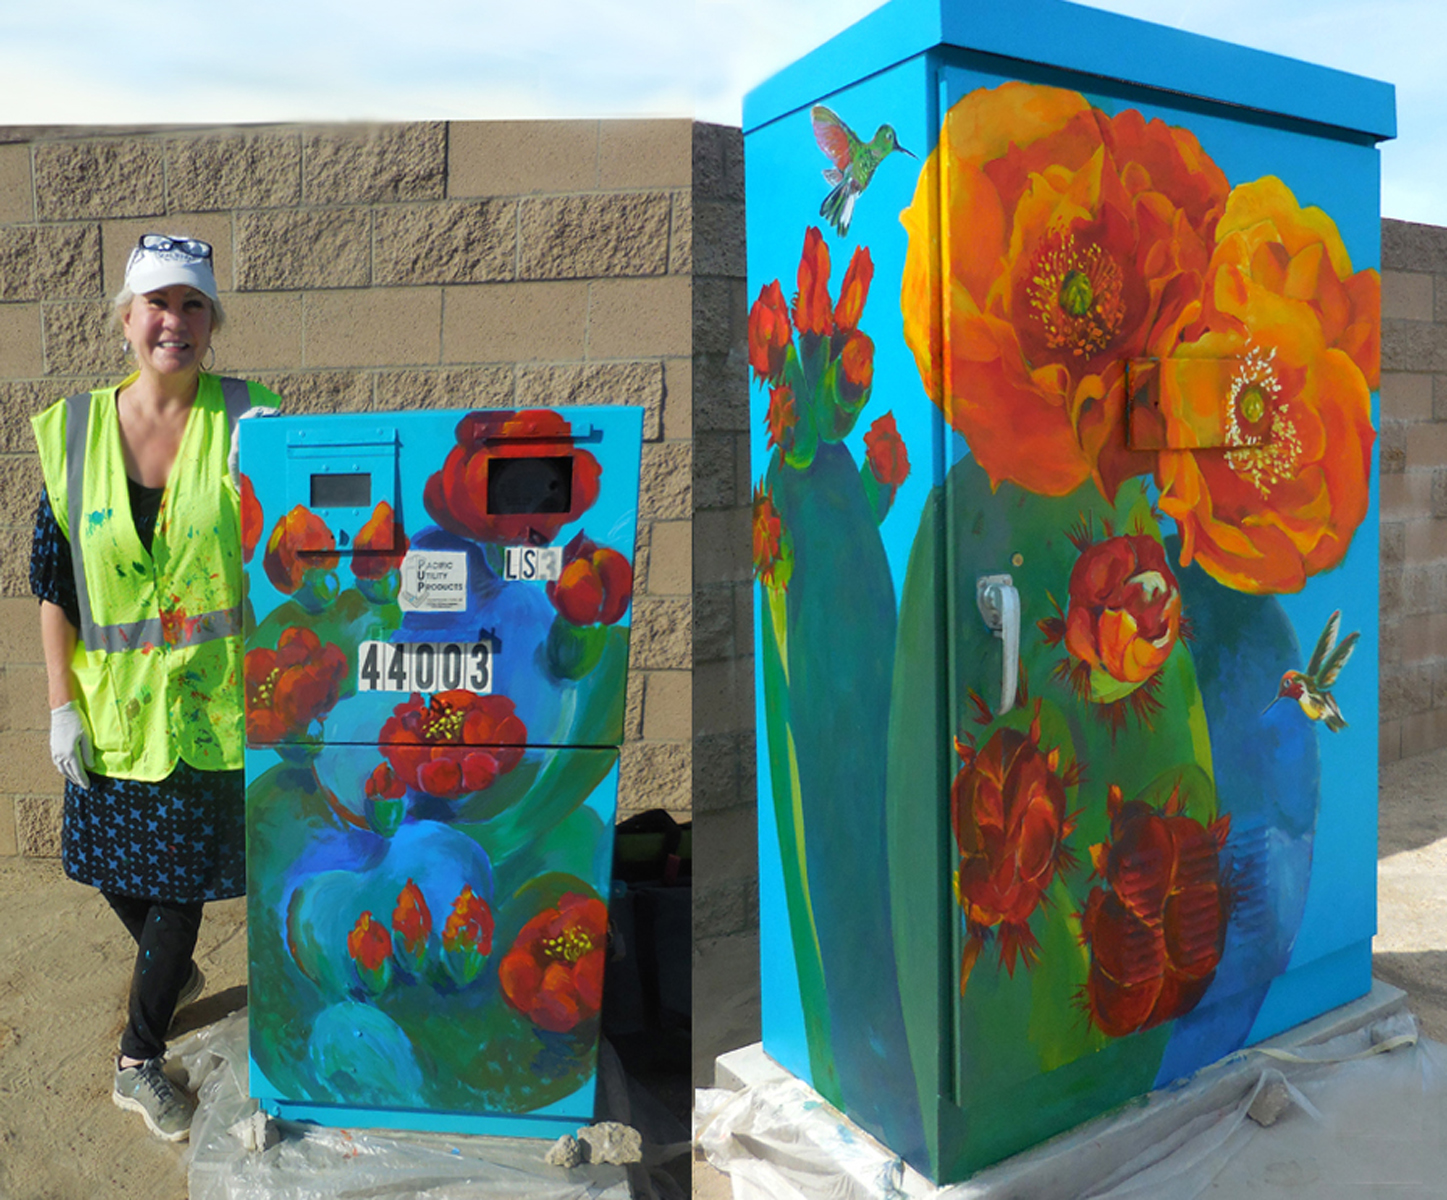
[
  {"xmin": 347, "ymin": 911, "xmax": 392, "ymax": 975},
  {"xmin": 833, "ymin": 245, "xmax": 873, "ymax": 333},
  {"xmin": 263, "ymin": 505, "xmax": 340, "ymax": 594},
  {"xmin": 423, "ymin": 409, "xmax": 602, "ymax": 545},
  {"xmin": 1155, "ymin": 179, "xmax": 1378, "ymax": 594},
  {"xmin": 748, "ymin": 280, "xmax": 792, "ymax": 384},
  {"xmin": 837, "ymin": 330, "xmax": 874, "ymax": 404},
  {"xmin": 392, "ymin": 879, "xmax": 432, "ymax": 957},
  {"xmin": 901, "ymin": 82, "xmax": 1229, "ymax": 500},
  {"xmin": 793, "ymin": 226, "xmax": 833, "ymax": 337},
  {"xmin": 498, "ymin": 892, "xmax": 607, "ymax": 1033},
  {"xmin": 245, "ymin": 627, "xmax": 348, "ymax": 744},
  {"xmin": 351, "ymin": 500, "xmax": 409, "ymax": 579},
  {"xmin": 765, "ymin": 385, "xmax": 798, "ymax": 453},
  {"xmin": 752, "ymin": 483, "xmax": 792, "ymax": 591},
  {"xmin": 864, "ymin": 412, "xmax": 910, "ymax": 488},
  {"xmin": 442, "ymin": 885, "xmax": 494, "ymax": 956},
  {"xmin": 546, "ymin": 532, "xmax": 633, "ymax": 626},
  {"xmin": 380, "ymin": 691, "xmax": 527, "ymax": 799},
  {"xmin": 240, "ymin": 474, "xmax": 262, "ymax": 563}
]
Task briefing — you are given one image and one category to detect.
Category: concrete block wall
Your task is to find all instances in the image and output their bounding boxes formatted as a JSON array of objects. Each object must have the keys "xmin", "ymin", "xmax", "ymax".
[
  {"xmin": 1381, "ymin": 219, "xmax": 1447, "ymax": 763},
  {"xmin": 0, "ymin": 119, "xmax": 694, "ymax": 857}
]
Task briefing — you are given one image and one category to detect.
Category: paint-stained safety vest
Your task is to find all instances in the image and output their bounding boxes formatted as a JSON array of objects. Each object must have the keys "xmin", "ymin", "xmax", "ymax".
[{"xmin": 32, "ymin": 374, "xmax": 279, "ymax": 780}]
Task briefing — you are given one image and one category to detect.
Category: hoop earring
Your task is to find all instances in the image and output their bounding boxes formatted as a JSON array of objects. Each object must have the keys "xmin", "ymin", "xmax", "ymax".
[
  {"xmin": 121, "ymin": 339, "xmax": 131, "ymax": 360},
  {"xmin": 203, "ymin": 345, "xmax": 217, "ymax": 372}
]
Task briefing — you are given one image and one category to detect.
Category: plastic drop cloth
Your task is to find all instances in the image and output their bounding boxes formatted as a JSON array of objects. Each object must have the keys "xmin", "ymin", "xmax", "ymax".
[
  {"xmin": 173, "ymin": 1009, "xmax": 689, "ymax": 1200},
  {"xmin": 696, "ymin": 1012, "xmax": 1447, "ymax": 1200}
]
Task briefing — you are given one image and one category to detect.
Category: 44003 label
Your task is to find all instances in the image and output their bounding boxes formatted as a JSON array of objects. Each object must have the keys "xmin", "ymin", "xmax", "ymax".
[{"xmin": 357, "ymin": 640, "xmax": 494, "ymax": 694}]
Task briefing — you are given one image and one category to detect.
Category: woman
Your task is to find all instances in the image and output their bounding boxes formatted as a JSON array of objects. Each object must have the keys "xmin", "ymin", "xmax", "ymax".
[{"xmin": 30, "ymin": 234, "xmax": 281, "ymax": 1142}]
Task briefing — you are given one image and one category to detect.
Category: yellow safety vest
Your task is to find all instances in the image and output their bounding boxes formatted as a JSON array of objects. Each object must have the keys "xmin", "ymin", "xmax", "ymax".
[{"xmin": 32, "ymin": 374, "xmax": 280, "ymax": 780}]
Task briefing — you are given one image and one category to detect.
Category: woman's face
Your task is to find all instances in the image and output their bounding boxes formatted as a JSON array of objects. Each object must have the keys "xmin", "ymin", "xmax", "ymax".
[{"xmin": 122, "ymin": 285, "xmax": 214, "ymax": 379}]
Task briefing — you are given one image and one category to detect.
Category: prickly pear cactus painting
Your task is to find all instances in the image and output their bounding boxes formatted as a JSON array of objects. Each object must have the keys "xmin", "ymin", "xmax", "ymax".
[
  {"xmin": 749, "ymin": 72, "xmax": 1379, "ymax": 1179},
  {"xmin": 241, "ymin": 406, "xmax": 641, "ymax": 1132}
]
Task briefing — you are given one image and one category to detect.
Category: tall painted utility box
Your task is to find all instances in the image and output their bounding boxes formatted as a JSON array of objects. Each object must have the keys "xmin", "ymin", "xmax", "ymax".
[
  {"xmin": 239, "ymin": 404, "xmax": 642, "ymax": 1135},
  {"xmin": 745, "ymin": 0, "xmax": 1394, "ymax": 1182}
]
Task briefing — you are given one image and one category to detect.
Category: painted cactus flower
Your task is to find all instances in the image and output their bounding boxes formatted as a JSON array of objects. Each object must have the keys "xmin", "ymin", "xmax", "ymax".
[
  {"xmin": 392, "ymin": 879, "xmax": 432, "ymax": 955},
  {"xmin": 546, "ymin": 532, "xmax": 633, "ymax": 626},
  {"xmin": 380, "ymin": 690, "xmax": 527, "ymax": 800},
  {"xmin": 441, "ymin": 884, "xmax": 495, "ymax": 987},
  {"xmin": 263, "ymin": 505, "xmax": 341, "ymax": 596},
  {"xmin": 240, "ymin": 474, "xmax": 262, "ymax": 563},
  {"xmin": 363, "ymin": 761, "xmax": 407, "ymax": 837},
  {"xmin": 245, "ymin": 627, "xmax": 349, "ymax": 744},
  {"xmin": 864, "ymin": 412, "xmax": 910, "ymax": 489},
  {"xmin": 1155, "ymin": 177, "xmax": 1378, "ymax": 594},
  {"xmin": 350, "ymin": 500, "xmax": 409, "ymax": 580},
  {"xmin": 423, "ymin": 409, "xmax": 602, "ymax": 545},
  {"xmin": 499, "ymin": 892, "xmax": 607, "ymax": 1033},
  {"xmin": 793, "ymin": 225, "xmax": 834, "ymax": 337},
  {"xmin": 765, "ymin": 386, "xmax": 798, "ymax": 455},
  {"xmin": 1080, "ymin": 783, "xmax": 1231, "ymax": 1037},
  {"xmin": 748, "ymin": 279, "xmax": 792, "ymax": 384},
  {"xmin": 347, "ymin": 911, "xmax": 393, "ymax": 995},
  {"xmin": 752, "ymin": 483, "xmax": 793, "ymax": 592},
  {"xmin": 832, "ymin": 245, "xmax": 873, "ymax": 333},
  {"xmin": 900, "ymin": 81, "xmax": 1229, "ymax": 500},
  {"xmin": 951, "ymin": 702, "xmax": 1079, "ymax": 993}
]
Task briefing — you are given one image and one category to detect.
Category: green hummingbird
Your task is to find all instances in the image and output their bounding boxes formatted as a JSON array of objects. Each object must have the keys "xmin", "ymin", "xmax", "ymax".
[
  {"xmin": 1264, "ymin": 609, "xmax": 1359, "ymax": 732},
  {"xmin": 812, "ymin": 105, "xmax": 915, "ymax": 237}
]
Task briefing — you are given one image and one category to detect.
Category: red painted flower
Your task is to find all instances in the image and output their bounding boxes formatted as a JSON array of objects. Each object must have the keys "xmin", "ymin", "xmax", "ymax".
[
  {"xmin": 423, "ymin": 409, "xmax": 602, "ymax": 545},
  {"xmin": 263, "ymin": 505, "xmax": 340, "ymax": 594},
  {"xmin": 748, "ymin": 280, "xmax": 792, "ymax": 384},
  {"xmin": 546, "ymin": 532, "xmax": 633, "ymax": 626},
  {"xmin": 380, "ymin": 690, "xmax": 527, "ymax": 799},
  {"xmin": 245, "ymin": 627, "xmax": 348, "ymax": 743},
  {"xmin": 366, "ymin": 762, "xmax": 406, "ymax": 801},
  {"xmin": 350, "ymin": 500, "xmax": 409, "ymax": 579},
  {"xmin": 240, "ymin": 474, "xmax": 262, "ymax": 563},
  {"xmin": 833, "ymin": 245, "xmax": 873, "ymax": 333},
  {"xmin": 836, "ymin": 330, "xmax": 874, "ymax": 406},
  {"xmin": 392, "ymin": 879, "xmax": 432, "ymax": 957},
  {"xmin": 347, "ymin": 911, "xmax": 392, "ymax": 973},
  {"xmin": 752, "ymin": 483, "xmax": 792, "ymax": 592},
  {"xmin": 864, "ymin": 412, "xmax": 910, "ymax": 488},
  {"xmin": 765, "ymin": 386, "xmax": 798, "ymax": 453},
  {"xmin": 499, "ymin": 892, "xmax": 607, "ymax": 1033},
  {"xmin": 793, "ymin": 226, "xmax": 833, "ymax": 337},
  {"xmin": 1080, "ymin": 783, "xmax": 1230, "ymax": 1037},
  {"xmin": 442, "ymin": 885, "xmax": 495, "ymax": 956}
]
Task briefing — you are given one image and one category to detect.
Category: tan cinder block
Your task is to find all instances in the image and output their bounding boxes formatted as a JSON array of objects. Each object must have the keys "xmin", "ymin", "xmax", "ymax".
[
  {"xmin": 598, "ymin": 121, "xmax": 692, "ymax": 189},
  {"xmin": 1382, "ymin": 372, "xmax": 1434, "ymax": 421},
  {"xmin": 448, "ymin": 121, "xmax": 598, "ymax": 197},
  {"xmin": 0, "ymin": 143, "xmax": 33, "ymax": 224},
  {"xmin": 693, "ymin": 199, "xmax": 748, "ymax": 279},
  {"xmin": 217, "ymin": 291, "xmax": 303, "ymax": 373},
  {"xmin": 0, "ymin": 526, "xmax": 30, "ymax": 597},
  {"xmin": 624, "ymin": 670, "xmax": 644, "ymax": 742},
  {"xmin": 0, "ymin": 796, "xmax": 16, "ymax": 857},
  {"xmin": 642, "ymin": 670, "xmax": 692, "ymax": 741},
  {"xmin": 102, "ymin": 214, "xmax": 233, "ymax": 296},
  {"xmin": 1401, "ymin": 708, "xmax": 1447, "ymax": 759},
  {"xmin": 303, "ymin": 123, "xmax": 446, "ymax": 204},
  {"xmin": 663, "ymin": 357, "xmax": 691, "ymax": 442},
  {"xmin": 632, "ymin": 532, "xmax": 652, "ymax": 594},
  {"xmin": 1404, "ymin": 517, "xmax": 1447, "ymax": 562},
  {"xmin": 587, "ymin": 277, "xmax": 691, "ymax": 359},
  {"xmin": 255, "ymin": 369, "xmax": 373, "ymax": 415},
  {"xmin": 0, "ymin": 665, "xmax": 48, "ymax": 732},
  {"xmin": 375, "ymin": 200, "xmax": 516, "ymax": 286},
  {"xmin": 304, "ymin": 287, "xmax": 442, "ymax": 369},
  {"xmin": 0, "ymin": 599, "xmax": 43, "ymax": 663},
  {"xmin": 640, "ymin": 441, "xmax": 691, "ymax": 519},
  {"xmin": 646, "ymin": 519, "xmax": 691, "ymax": 596},
  {"xmin": 0, "ymin": 456, "xmax": 43, "ymax": 525},
  {"xmin": 1406, "ymin": 421, "xmax": 1447, "ymax": 471},
  {"xmin": 0, "ymin": 732, "xmax": 56, "ymax": 796},
  {"xmin": 375, "ymin": 366, "xmax": 515, "ymax": 411},
  {"xmin": 166, "ymin": 129, "xmax": 303, "ymax": 212},
  {"xmin": 694, "ymin": 507, "xmax": 752, "ymax": 585},
  {"xmin": 0, "ymin": 380, "xmax": 67, "ymax": 453},
  {"xmin": 1379, "ymin": 470, "xmax": 1433, "ymax": 521},
  {"xmin": 519, "ymin": 194, "xmax": 671, "ymax": 281},
  {"xmin": 516, "ymin": 361, "xmax": 663, "ymax": 438},
  {"xmin": 41, "ymin": 301, "xmax": 112, "ymax": 377},
  {"xmin": 1380, "ymin": 719, "xmax": 1401, "ymax": 765},
  {"xmin": 693, "ymin": 658, "xmax": 755, "ymax": 736},
  {"xmin": 629, "ymin": 596, "xmax": 691, "ymax": 670},
  {"xmin": 34, "ymin": 139, "xmax": 165, "ymax": 220},
  {"xmin": 669, "ymin": 192, "xmax": 692, "ymax": 276},
  {"xmin": 617, "ymin": 740, "xmax": 690, "ymax": 815},
  {"xmin": 15, "ymin": 793, "xmax": 60, "ymax": 857},
  {"xmin": 1383, "ymin": 270, "xmax": 1434, "ymax": 322},
  {"xmin": 0, "ymin": 303, "xmax": 43, "ymax": 376},
  {"xmin": 442, "ymin": 282, "xmax": 588, "ymax": 363},
  {"xmin": 0, "ymin": 224, "xmax": 102, "ymax": 302},
  {"xmin": 235, "ymin": 209, "xmax": 370, "ymax": 292}
]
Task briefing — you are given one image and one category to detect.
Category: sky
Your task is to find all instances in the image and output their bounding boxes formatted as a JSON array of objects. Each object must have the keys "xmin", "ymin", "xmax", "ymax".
[{"xmin": 0, "ymin": 0, "xmax": 1439, "ymax": 225}]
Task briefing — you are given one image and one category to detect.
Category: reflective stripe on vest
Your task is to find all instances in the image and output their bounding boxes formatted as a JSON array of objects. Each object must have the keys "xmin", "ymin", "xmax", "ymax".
[{"xmin": 62, "ymin": 377, "xmax": 252, "ymax": 653}]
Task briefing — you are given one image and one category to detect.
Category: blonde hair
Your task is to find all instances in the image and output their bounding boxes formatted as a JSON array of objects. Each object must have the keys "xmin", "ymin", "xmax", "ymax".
[{"xmin": 111, "ymin": 285, "xmax": 227, "ymax": 336}]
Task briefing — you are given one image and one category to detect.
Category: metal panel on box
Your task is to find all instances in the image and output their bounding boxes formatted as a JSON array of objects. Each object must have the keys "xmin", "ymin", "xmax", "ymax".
[
  {"xmin": 745, "ymin": 0, "xmax": 1392, "ymax": 1183},
  {"xmin": 240, "ymin": 405, "xmax": 642, "ymax": 1135}
]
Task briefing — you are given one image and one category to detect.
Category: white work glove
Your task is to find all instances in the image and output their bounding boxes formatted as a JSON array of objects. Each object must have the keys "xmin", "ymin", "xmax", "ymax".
[
  {"xmin": 50, "ymin": 702, "xmax": 93, "ymax": 790},
  {"xmin": 228, "ymin": 406, "xmax": 280, "ymax": 490}
]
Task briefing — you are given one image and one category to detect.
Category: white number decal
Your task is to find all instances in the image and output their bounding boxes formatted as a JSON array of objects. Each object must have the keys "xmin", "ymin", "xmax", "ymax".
[{"xmin": 357, "ymin": 641, "xmax": 494, "ymax": 694}]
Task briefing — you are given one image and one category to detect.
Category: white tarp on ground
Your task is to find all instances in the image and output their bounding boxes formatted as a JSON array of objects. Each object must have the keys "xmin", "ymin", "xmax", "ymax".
[
  {"xmin": 697, "ymin": 1012, "xmax": 1447, "ymax": 1200},
  {"xmin": 174, "ymin": 1009, "xmax": 688, "ymax": 1200}
]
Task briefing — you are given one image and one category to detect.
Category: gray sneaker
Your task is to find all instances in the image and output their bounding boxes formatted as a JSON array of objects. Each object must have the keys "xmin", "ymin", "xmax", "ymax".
[
  {"xmin": 112, "ymin": 1058, "xmax": 195, "ymax": 1142},
  {"xmin": 171, "ymin": 963, "xmax": 205, "ymax": 1025}
]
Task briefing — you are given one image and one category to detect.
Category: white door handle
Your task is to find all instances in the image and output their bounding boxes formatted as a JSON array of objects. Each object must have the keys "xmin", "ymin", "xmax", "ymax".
[{"xmin": 976, "ymin": 574, "xmax": 1020, "ymax": 715}]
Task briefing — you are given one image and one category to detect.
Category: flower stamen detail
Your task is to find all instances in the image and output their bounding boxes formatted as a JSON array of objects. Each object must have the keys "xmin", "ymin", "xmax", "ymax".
[
  {"xmin": 1224, "ymin": 343, "xmax": 1300, "ymax": 495},
  {"xmin": 1027, "ymin": 233, "xmax": 1125, "ymax": 358}
]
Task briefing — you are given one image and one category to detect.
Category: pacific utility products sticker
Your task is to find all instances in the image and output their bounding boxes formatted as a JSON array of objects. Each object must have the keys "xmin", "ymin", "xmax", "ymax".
[{"xmin": 398, "ymin": 550, "xmax": 468, "ymax": 612}]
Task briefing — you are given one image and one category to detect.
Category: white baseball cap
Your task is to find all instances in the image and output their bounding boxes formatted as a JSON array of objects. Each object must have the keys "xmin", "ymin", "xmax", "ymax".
[{"xmin": 124, "ymin": 234, "xmax": 218, "ymax": 302}]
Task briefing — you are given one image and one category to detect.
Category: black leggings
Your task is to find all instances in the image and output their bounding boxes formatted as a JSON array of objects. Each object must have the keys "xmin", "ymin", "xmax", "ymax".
[{"xmin": 103, "ymin": 892, "xmax": 203, "ymax": 1062}]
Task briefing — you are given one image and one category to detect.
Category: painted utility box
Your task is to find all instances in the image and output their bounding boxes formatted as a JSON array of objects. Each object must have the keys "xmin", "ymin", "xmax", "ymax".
[
  {"xmin": 745, "ymin": 0, "xmax": 1394, "ymax": 1181},
  {"xmin": 240, "ymin": 405, "xmax": 642, "ymax": 1136}
]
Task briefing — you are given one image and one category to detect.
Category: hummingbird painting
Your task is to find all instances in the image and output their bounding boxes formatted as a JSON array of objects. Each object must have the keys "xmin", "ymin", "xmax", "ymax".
[
  {"xmin": 1265, "ymin": 610, "xmax": 1359, "ymax": 732},
  {"xmin": 811, "ymin": 105, "xmax": 915, "ymax": 237}
]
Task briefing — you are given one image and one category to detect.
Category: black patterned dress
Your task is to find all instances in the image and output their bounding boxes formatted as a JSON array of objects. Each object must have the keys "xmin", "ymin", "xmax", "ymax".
[{"xmin": 30, "ymin": 489, "xmax": 245, "ymax": 903}]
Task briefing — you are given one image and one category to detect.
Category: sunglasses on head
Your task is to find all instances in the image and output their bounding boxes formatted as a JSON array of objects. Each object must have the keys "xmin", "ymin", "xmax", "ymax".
[{"xmin": 138, "ymin": 234, "xmax": 212, "ymax": 260}]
